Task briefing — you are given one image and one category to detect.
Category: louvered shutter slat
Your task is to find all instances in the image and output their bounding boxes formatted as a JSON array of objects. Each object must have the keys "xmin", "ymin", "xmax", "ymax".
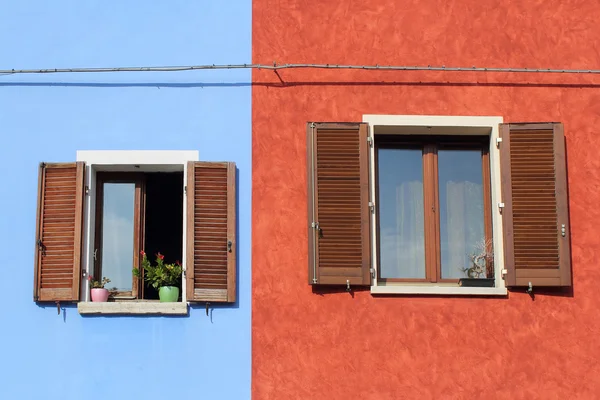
[
  {"xmin": 500, "ymin": 123, "xmax": 572, "ymax": 287},
  {"xmin": 34, "ymin": 162, "xmax": 85, "ymax": 302},
  {"xmin": 186, "ymin": 161, "xmax": 236, "ymax": 302},
  {"xmin": 307, "ymin": 123, "xmax": 371, "ymax": 286}
]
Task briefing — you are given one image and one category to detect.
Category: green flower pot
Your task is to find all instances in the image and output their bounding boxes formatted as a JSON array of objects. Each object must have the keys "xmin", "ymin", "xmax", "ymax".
[{"xmin": 159, "ymin": 286, "xmax": 179, "ymax": 302}]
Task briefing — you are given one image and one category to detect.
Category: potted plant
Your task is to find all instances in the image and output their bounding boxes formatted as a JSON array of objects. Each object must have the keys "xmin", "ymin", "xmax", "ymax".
[
  {"xmin": 458, "ymin": 239, "xmax": 495, "ymax": 287},
  {"xmin": 88, "ymin": 275, "xmax": 111, "ymax": 302},
  {"xmin": 133, "ymin": 251, "xmax": 182, "ymax": 302}
]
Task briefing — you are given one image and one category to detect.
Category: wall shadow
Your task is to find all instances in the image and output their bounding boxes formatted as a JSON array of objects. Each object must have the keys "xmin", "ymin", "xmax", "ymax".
[{"xmin": 1, "ymin": 80, "xmax": 600, "ymax": 89}]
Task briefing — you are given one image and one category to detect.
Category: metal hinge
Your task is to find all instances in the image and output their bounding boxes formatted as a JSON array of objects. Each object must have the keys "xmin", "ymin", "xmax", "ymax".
[
  {"xmin": 370, "ymin": 268, "xmax": 375, "ymax": 278},
  {"xmin": 309, "ymin": 122, "xmax": 316, "ymax": 129},
  {"xmin": 368, "ymin": 201, "xmax": 375, "ymax": 213},
  {"xmin": 85, "ymin": 185, "xmax": 90, "ymax": 195},
  {"xmin": 367, "ymin": 136, "xmax": 373, "ymax": 147},
  {"xmin": 496, "ymin": 137, "xmax": 503, "ymax": 148},
  {"xmin": 184, "ymin": 185, "xmax": 187, "ymax": 195},
  {"xmin": 498, "ymin": 202, "xmax": 505, "ymax": 211},
  {"xmin": 501, "ymin": 269, "xmax": 508, "ymax": 277}
]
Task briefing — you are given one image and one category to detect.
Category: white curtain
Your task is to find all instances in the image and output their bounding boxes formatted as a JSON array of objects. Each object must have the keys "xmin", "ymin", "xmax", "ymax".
[
  {"xmin": 395, "ymin": 182, "xmax": 426, "ymax": 278},
  {"xmin": 443, "ymin": 181, "xmax": 484, "ymax": 278},
  {"xmin": 379, "ymin": 181, "xmax": 425, "ymax": 279}
]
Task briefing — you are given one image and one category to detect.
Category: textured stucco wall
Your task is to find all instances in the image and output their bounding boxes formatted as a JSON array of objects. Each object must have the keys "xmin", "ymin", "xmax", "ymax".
[
  {"xmin": 252, "ymin": 1, "xmax": 600, "ymax": 399},
  {"xmin": 0, "ymin": 2, "xmax": 251, "ymax": 399}
]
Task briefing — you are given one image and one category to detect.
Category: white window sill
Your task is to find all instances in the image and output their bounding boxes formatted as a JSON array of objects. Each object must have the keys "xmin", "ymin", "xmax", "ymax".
[
  {"xmin": 370, "ymin": 285, "xmax": 508, "ymax": 296},
  {"xmin": 78, "ymin": 301, "xmax": 188, "ymax": 315}
]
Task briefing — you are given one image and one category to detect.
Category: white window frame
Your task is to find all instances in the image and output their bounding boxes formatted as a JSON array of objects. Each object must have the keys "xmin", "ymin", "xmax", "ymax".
[
  {"xmin": 363, "ymin": 115, "xmax": 507, "ymax": 296},
  {"xmin": 76, "ymin": 150, "xmax": 198, "ymax": 314}
]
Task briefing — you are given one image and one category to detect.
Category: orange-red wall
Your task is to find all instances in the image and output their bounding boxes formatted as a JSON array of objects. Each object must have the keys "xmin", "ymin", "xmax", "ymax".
[{"xmin": 252, "ymin": 1, "xmax": 600, "ymax": 398}]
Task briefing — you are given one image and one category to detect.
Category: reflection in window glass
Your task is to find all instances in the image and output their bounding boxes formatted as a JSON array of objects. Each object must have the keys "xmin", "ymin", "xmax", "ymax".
[
  {"xmin": 377, "ymin": 149, "xmax": 425, "ymax": 279},
  {"xmin": 101, "ymin": 183, "xmax": 135, "ymax": 291},
  {"xmin": 438, "ymin": 150, "xmax": 485, "ymax": 279}
]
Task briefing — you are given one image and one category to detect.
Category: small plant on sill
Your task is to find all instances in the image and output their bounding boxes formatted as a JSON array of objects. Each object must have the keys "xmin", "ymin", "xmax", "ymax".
[
  {"xmin": 88, "ymin": 275, "xmax": 112, "ymax": 302},
  {"xmin": 89, "ymin": 276, "xmax": 111, "ymax": 288},
  {"xmin": 459, "ymin": 239, "xmax": 494, "ymax": 287},
  {"xmin": 133, "ymin": 251, "xmax": 183, "ymax": 303}
]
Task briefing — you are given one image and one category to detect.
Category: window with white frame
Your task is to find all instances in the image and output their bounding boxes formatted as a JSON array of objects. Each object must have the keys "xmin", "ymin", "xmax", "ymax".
[
  {"xmin": 306, "ymin": 116, "xmax": 573, "ymax": 295},
  {"xmin": 366, "ymin": 116, "xmax": 504, "ymax": 295},
  {"xmin": 32, "ymin": 151, "xmax": 237, "ymax": 312}
]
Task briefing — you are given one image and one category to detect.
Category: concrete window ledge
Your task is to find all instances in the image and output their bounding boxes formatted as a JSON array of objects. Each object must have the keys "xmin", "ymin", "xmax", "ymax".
[{"xmin": 78, "ymin": 302, "xmax": 188, "ymax": 315}]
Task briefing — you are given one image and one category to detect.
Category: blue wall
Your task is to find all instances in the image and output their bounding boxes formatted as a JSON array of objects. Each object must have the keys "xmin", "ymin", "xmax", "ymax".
[{"xmin": 0, "ymin": 2, "xmax": 251, "ymax": 399}]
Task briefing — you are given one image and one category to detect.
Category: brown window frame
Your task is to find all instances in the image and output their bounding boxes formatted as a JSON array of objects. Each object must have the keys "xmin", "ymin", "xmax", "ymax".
[
  {"xmin": 374, "ymin": 135, "xmax": 493, "ymax": 284},
  {"xmin": 94, "ymin": 172, "xmax": 144, "ymax": 299}
]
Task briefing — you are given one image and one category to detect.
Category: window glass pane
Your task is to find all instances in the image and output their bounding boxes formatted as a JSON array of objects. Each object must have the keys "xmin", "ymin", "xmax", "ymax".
[
  {"xmin": 438, "ymin": 150, "xmax": 486, "ymax": 279},
  {"xmin": 377, "ymin": 148, "xmax": 425, "ymax": 279},
  {"xmin": 101, "ymin": 183, "xmax": 135, "ymax": 291}
]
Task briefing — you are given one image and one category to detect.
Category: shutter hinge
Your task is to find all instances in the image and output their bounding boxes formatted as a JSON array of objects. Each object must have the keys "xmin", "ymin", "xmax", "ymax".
[
  {"xmin": 85, "ymin": 185, "xmax": 89, "ymax": 195},
  {"xmin": 561, "ymin": 224, "xmax": 566, "ymax": 237},
  {"xmin": 311, "ymin": 222, "xmax": 322, "ymax": 238},
  {"xmin": 501, "ymin": 269, "xmax": 508, "ymax": 277},
  {"xmin": 367, "ymin": 136, "xmax": 373, "ymax": 147},
  {"xmin": 368, "ymin": 201, "xmax": 375, "ymax": 213},
  {"xmin": 497, "ymin": 202, "xmax": 505, "ymax": 212},
  {"xmin": 184, "ymin": 185, "xmax": 187, "ymax": 195},
  {"xmin": 309, "ymin": 122, "xmax": 316, "ymax": 129},
  {"xmin": 370, "ymin": 268, "xmax": 375, "ymax": 278},
  {"xmin": 496, "ymin": 137, "xmax": 503, "ymax": 148}
]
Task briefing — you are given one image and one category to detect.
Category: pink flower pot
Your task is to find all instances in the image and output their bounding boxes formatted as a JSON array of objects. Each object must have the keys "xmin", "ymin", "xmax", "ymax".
[{"xmin": 91, "ymin": 288, "xmax": 109, "ymax": 302}]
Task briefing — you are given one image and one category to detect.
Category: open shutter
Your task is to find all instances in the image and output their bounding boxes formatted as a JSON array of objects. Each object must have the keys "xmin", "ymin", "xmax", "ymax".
[
  {"xmin": 500, "ymin": 123, "xmax": 572, "ymax": 287},
  {"xmin": 307, "ymin": 122, "xmax": 371, "ymax": 286},
  {"xmin": 186, "ymin": 161, "xmax": 236, "ymax": 302},
  {"xmin": 34, "ymin": 162, "xmax": 85, "ymax": 302}
]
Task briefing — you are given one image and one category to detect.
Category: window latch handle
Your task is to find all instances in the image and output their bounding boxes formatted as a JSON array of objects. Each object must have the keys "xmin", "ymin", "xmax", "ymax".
[{"xmin": 37, "ymin": 239, "xmax": 46, "ymax": 256}]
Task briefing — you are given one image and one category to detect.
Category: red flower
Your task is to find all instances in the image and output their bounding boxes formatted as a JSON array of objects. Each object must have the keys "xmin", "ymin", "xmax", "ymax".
[
  {"xmin": 87, "ymin": 275, "xmax": 92, "ymax": 281},
  {"xmin": 157, "ymin": 252, "xmax": 164, "ymax": 260},
  {"xmin": 176, "ymin": 260, "xmax": 180, "ymax": 266},
  {"xmin": 140, "ymin": 250, "xmax": 145, "ymax": 256}
]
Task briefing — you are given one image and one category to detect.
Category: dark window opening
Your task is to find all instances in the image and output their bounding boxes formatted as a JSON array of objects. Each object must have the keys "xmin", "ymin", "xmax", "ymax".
[
  {"xmin": 95, "ymin": 171, "xmax": 183, "ymax": 300},
  {"xmin": 142, "ymin": 172, "xmax": 184, "ymax": 300}
]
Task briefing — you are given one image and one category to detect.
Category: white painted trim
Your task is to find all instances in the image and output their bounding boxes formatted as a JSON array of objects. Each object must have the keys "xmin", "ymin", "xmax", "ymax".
[
  {"xmin": 371, "ymin": 285, "xmax": 507, "ymax": 296},
  {"xmin": 77, "ymin": 150, "xmax": 198, "ymax": 166},
  {"xmin": 367, "ymin": 125, "xmax": 378, "ymax": 288},
  {"xmin": 363, "ymin": 115, "xmax": 506, "ymax": 295},
  {"xmin": 363, "ymin": 115, "xmax": 503, "ymax": 129},
  {"xmin": 78, "ymin": 301, "xmax": 188, "ymax": 315},
  {"xmin": 76, "ymin": 150, "xmax": 199, "ymax": 302}
]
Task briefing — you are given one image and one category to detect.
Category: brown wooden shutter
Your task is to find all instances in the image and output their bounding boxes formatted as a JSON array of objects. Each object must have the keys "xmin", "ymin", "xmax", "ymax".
[
  {"xmin": 34, "ymin": 162, "xmax": 85, "ymax": 302},
  {"xmin": 186, "ymin": 161, "xmax": 236, "ymax": 302},
  {"xmin": 307, "ymin": 122, "xmax": 371, "ymax": 286},
  {"xmin": 500, "ymin": 123, "xmax": 572, "ymax": 287}
]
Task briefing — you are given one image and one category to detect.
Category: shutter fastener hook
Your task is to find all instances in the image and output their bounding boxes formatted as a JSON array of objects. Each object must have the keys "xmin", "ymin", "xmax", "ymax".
[
  {"xmin": 527, "ymin": 282, "xmax": 534, "ymax": 299},
  {"xmin": 346, "ymin": 280, "xmax": 351, "ymax": 292}
]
